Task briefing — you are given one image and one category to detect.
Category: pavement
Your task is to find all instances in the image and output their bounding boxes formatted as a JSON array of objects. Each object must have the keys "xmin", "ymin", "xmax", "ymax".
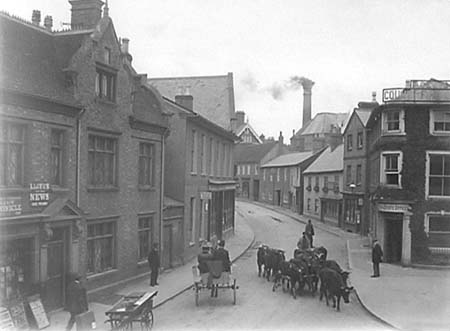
[{"xmin": 47, "ymin": 200, "xmax": 450, "ymax": 331}]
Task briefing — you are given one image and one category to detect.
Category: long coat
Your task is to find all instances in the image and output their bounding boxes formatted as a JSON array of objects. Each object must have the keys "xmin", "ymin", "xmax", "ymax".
[
  {"xmin": 372, "ymin": 242, "xmax": 383, "ymax": 263},
  {"xmin": 66, "ymin": 280, "xmax": 88, "ymax": 315},
  {"xmin": 147, "ymin": 249, "xmax": 160, "ymax": 270},
  {"xmin": 213, "ymin": 247, "xmax": 231, "ymax": 272}
]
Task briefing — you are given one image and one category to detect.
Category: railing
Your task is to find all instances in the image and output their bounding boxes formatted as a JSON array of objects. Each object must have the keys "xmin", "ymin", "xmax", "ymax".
[{"xmin": 383, "ymin": 80, "xmax": 450, "ymax": 104}]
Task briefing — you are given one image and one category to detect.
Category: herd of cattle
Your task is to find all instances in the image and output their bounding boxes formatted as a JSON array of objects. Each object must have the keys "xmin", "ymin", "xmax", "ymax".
[{"xmin": 256, "ymin": 244, "xmax": 354, "ymax": 311}]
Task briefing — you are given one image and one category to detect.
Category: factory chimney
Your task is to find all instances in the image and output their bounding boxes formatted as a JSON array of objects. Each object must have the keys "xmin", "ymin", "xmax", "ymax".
[{"xmin": 301, "ymin": 78, "xmax": 314, "ymax": 128}]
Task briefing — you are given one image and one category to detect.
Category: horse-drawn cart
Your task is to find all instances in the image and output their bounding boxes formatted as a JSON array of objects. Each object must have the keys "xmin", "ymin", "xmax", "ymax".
[
  {"xmin": 105, "ymin": 291, "xmax": 157, "ymax": 330},
  {"xmin": 192, "ymin": 261, "xmax": 238, "ymax": 306}
]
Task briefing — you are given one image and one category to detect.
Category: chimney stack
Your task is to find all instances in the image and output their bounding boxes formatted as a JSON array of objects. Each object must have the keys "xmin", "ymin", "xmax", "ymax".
[
  {"xmin": 175, "ymin": 87, "xmax": 193, "ymax": 110},
  {"xmin": 32, "ymin": 10, "xmax": 41, "ymax": 25},
  {"xmin": 70, "ymin": 0, "xmax": 104, "ymax": 29},
  {"xmin": 236, "ymin": 111, "xmax": 245, "ymax": 126},
  {"xmin": 372, "ymin": 91, "xmax": 377, "ymax": 103},
  {"xmin": 301, "ymin": 78, "xmax": 314, "ymax": 128},
  {"xmin": 44, "ymin": 15, "xmax": 53, "ymax": 31},
  {"xmin": 278, "ymin": 131, "xmax": 284, "ymax": 146}
]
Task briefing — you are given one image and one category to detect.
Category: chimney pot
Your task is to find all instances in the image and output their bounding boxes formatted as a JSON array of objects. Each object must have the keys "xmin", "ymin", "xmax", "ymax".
[
  {"xmin": 372, "ymin": 91, "xmax": 377, "ymax": 102},
  {"xmin": 121, "ymin": 38, "xmax": 129, "ymax": 54},
  {"xmin": 32, "ymin": 10, "xmax": 41, "ymax": 25},
  {"xmin": 44, "ymin": 15, "xmax": 53, "ymax": 30},
  {"xmin": 236, "ymin": 111, "xmax": 245, "ymax": 126}
]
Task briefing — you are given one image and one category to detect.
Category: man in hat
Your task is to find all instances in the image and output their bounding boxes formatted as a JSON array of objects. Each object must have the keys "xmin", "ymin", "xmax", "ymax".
[
  {"xmin": 305, "ymin": 219, "xmax": 315, "ymax": 248},
  {"xmin": 198, "ymin": 242, "xmax": 213, "ymax": 274},
  {"xmin": 65, "ymin": 273, "xmax": 88, "ymax": 331},
  {"xmin": 371, "ymin": 239, "xmax": 383, "ymax": 278},
  {"xmin": 213, "ymin": 240, "xmax": 231, "ymax": 272},
  {"xmin": 148, "ymin": 243, "xmax": 160, "ymax": 286}
]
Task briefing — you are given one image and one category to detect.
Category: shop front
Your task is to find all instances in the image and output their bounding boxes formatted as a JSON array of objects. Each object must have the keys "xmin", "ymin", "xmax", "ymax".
[
  {"xmin": 208, "ymin": 180, "xmax": 236, "ymax": 242},
  {"xmin": 342, "ymin": 194, "xmax": 363, "ymax": 233}
]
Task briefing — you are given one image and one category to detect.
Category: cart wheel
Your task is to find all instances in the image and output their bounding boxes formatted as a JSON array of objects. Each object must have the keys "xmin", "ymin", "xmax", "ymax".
[
  {"xmin": 233, "ymin": 279, "xmax": 237, "ymax": 305},
  {"xmin": 195, "ymin": 286, "xmax": 199, "ymax": 306},
  {"xmin": 141, "ymin": 310, "xmax": 154, "ymax": 330}
]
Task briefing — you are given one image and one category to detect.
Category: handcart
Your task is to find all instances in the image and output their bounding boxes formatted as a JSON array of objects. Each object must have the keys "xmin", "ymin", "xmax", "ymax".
[
  {"xmin": 105, "ymin": 291, "xmax": 157, "ymax": 330},
  {"xmin": 192, "ymin": 260, "xmax": 238, "ymax": 306}
]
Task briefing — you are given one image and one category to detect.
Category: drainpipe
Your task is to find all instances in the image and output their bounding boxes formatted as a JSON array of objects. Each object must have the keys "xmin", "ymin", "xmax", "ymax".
[
  {"xmin": 75, "ymin": 108, "xmax": 87, "ymax": 206},
  {"xmin": 159, "ymin": 127, "xmax": 169, "ymax": 262}
]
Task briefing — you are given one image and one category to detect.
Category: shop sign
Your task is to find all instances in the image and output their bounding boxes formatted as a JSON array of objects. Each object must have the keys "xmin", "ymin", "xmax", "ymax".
[
  {"xmin": 30, "ymin": 182, "xmax": 50, "ymax": 207},
  {"xmin": 382, "ymin": 88, "xmax": 404, "ymax": 102},
  {"xmin": 378, "ymin": 203, "xmax": 410, "ymax": 213},
  {"xmin": 0, "ymin": 197, "xmax": 22, "ymax": 216},
  {"xmin": 200, "ymin": 191, "xmax": 212, "ymax": 200}
]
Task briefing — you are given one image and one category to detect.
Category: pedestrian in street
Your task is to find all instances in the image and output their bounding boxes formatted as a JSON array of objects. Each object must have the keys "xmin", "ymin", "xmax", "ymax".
[
  {"xmin": 371, "ymin": 239, "xmax": 383, "ymax": 278},
  {"xmin": 148, "ymin": 243, "xmax": 160, "ymax": 286},
  {"xmin": 305, "ymin": 219, "xmax": 315, "ymax": 248},
  {"xmin": 65, "ymin": 273, "xmax": 88, "ymax": 331}
]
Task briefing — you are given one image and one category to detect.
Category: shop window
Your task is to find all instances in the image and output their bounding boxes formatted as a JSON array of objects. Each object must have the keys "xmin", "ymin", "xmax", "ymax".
[
  {"xmin": 427, "ymin": 152, "xmax": 450, "ymax": 197},
  {"xmin": 381, "ymin": 151, "xmax": 402, "ymax": 187},
  {"xmin": 138, "ymin": 216, "xmax": 153, "ymax": 262},
  {"xmin": 139, "ymin": 143, "xmax": 154, "ymax": 187},
  {"xmin": 88, "ymin": 135, "xmax": 117, "ymax": 187},
  {"xmin": 430, "ymin": 109, "xmax": 450, "ymax": 134},
  {"xmin": 50, "ymin": 130, "xmax": 64, "ymax": 186},
  {"xmin": 0, "ymin": 123, "xmax": 25, "ymax": 187},
  {"xmin": 87, "ymin": 221, "xmax": 116, "ymax": 274},
  {"xmin": 0, "ymin": 238, "xmax": 34, "ymax": 302}
]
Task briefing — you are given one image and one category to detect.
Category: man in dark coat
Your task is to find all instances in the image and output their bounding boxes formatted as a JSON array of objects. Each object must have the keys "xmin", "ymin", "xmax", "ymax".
[
  {"xmin": 148, "ymin": 243, "xmax": 160, "ymax": 286},
  {"xmin": 213, "ymin": 240, "xmax": 231, "ymax": 272},
  {"xmin": 65, "ymin": 273, "xmax": 88, "ymax": 331},
  {"xmin": 371, "ymin": 239, "xmax": 383, "ymax": 278},
  {"xmin": 198, "ymin": 243, "xmax": 213, "ymax": 274},
  {"xmin": 305, "ymin": 220, "xmax": 315, "ymax": 248},
  {"xmin": 297, "ymin": 232, "xmax": 311, "ymax": 252}
]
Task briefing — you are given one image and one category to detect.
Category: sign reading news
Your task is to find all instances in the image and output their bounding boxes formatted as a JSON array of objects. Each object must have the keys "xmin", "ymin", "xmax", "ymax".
[{"xmin": 30, "ymin": 182, "xmax": 50, "ymax": 207}]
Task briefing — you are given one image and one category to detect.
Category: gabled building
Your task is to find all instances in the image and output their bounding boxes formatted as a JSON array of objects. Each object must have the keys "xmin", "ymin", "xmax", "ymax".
[
  {"xmin": 162, "ymin": 94, "xmax": 238, "ymax": 262},
  {"xmin": 290, "ymin": 112, "xmax": 348, "ymax": 152},
  {"xmin": 260, "ymin": 150, "xmax": 324, "ymax": 213},
  {"xmin": 234, "ymin": 132, "xmax": 287, "ymax": 201},
  {"xmin": 148, "ymin": 73, "xmax": 236, "ymax": 131},
  {"xmin": 366, "ymin": 79, "xmax": 450, "ymax": 265},
  {"xmin": 303, "ymin": 144, "xmax": 344, "ymax": 227},
  {"xmin": 342, "ymin": 96, "xmax": 378, "ymax": 234},
  {"xmin": 0, "ymin": 1, "xmax": 168, "ymax": 309},
  {"xmin": 234, "ymin": 111, "xmax": 262, "ymax": 144}
]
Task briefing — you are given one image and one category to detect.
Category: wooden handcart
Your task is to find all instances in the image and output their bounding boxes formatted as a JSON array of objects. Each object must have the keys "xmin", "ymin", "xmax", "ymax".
[
  {"xmin": 105, "ymin": 291, "xmax": 157, "ymax": 330},
  {"xmin": 192, "ymin": 261, "xmax": 238, "ymax": 306}
]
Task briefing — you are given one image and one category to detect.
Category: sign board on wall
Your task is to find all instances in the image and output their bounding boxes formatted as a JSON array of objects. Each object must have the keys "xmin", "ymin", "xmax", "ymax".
[
  {"xmin": 0, "ymin": 197, "xmax": 22, "ymax": 216},
  {"xmin": 382, "ymin": 88, "xmax": 404, "ymax": 102},
  {"xmin": 29, "ymin": 183, "xmax": 50, "ymax": 207},
  {"xmin": 378, "ymin": 203, "xmax": 410, "ymax": 213},
  {"xmin": 200, "ymin": 191, "xmax": 212, "ymax": 200}
]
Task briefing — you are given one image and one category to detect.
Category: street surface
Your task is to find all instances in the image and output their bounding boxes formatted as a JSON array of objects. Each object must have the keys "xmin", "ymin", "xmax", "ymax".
[{"xmin": 153, "ymin": 201, "xmax": 392, "ymax": 331}]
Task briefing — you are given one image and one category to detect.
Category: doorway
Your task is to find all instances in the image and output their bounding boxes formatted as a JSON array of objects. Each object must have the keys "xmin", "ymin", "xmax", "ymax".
[
  {"xmin": 384, "ymin": 215, "xmax": 403, "ymax": 263},
  {"xmin": 46, "ymin": 227, "xmax": 69, "ymax": 310},
  {"xmin": 275, "ymin": 190, "xmax": 281, "ymax": 206},
  {"xmin": 253, "ymin": 180, "xmax": 260, "ymax": 201},
  {"xmin": 163, "ymin": 225, "xmax": 173, "ymax": 268}
]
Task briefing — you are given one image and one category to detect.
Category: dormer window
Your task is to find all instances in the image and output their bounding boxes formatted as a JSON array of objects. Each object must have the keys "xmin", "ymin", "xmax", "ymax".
[{"xmin": 382, "ymin": 109, "xmax": 405, "ymax": 134}]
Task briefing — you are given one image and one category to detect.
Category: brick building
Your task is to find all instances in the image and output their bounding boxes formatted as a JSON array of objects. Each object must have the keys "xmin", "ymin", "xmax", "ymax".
[
  {"xmin": 161, "ymin": 95, "xmax": 237, "ymax": 262},
  {"xmin": 366, "ymin": 79, "xmax": 450, "ymax": 265},
  {"xmin": 0, "ymin": 1, "xmax": 168, "ymax": 310}
]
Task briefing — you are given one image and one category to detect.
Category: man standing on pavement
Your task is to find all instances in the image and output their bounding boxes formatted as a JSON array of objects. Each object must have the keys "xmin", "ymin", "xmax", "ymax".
[
  {"xmin": 371, "ymin": 239, "xmax": 383, "ymax": 278},
  {"xmin": 148, "ymin": 243, "xmax": 160, "ymax": 286},
  {"xmin": 65, "ymin": 273, "xmax": 88, "ymax": 331},
  {"xmin": 305, "ymin": 219, "xmax": 315, "ymax": 248}
]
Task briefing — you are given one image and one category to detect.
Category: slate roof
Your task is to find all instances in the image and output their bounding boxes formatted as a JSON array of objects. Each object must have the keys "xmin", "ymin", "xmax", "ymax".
[
  {"xmin": 295, "ymin": 112, "xmax": 349, "ymax": 136},
  {"xmin": 303, "ymin": 144, "xmax": 344, "ymax": 174},
  {"xmin": 261, "ymin": 151, "xmax": 315, "ymax": 168},
  {"xmin": 0, "ymin": 12, "xmax": 89, "ymax": 107},
  {"xmin": 234, "ymin": 142, "xmax": 278, "ymax": 163},
  {"xmin": 148, "ymin": 74, "xmax": 235, "ymax": 130}
]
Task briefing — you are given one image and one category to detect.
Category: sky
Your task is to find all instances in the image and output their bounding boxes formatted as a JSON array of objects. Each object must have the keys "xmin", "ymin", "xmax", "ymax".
[{"xmin": 2, "ymin": 0, "xmax": 450, "ymax": 139}]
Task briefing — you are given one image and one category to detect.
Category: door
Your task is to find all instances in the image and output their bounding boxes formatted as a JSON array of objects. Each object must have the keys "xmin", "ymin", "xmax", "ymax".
[
  {"xmin": 242, "ymin": 181, "xmax": 249, "ymax": 199},
  {"xmin": 385, "ymin": 215, "xmax": 403, "ymax": 263},
  {"xmin": 276, "ymin": 190, "xmax": 281, "ymax": 206},
  {"xmin": 46, "ymin": 227, "xmax": 68, "ymax": 310},
  {"xmin": 163, "ymin": 225, "xmax": 173, "ymax": 268},
  {"xmin": 253, "ymin": 180, "xmax": 260, "ymax": 201}
]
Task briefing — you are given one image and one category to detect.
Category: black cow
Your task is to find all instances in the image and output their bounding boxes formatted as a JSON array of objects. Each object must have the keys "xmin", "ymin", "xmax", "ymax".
[
  {"xmin": 318, "ymin": 268, "xmax": 353, "ymax": 311},
  {"xmin": 313, "ymin": 246, "xmax": 328, "ymax": 261},
  {"xmin": 321, "ymin": 260, "xmax": 350, "ymax": 287},
  {"xmin": 290, "ymin": 258, "xmax": 315, "ymax": 296},
  {"xmin": 257, "ymin": 245, "xmax": 268, "ymax": 277},
  {"xmin": 273, "ymin": 260, "xmax": 302, "ymax": 299},
  {"xmin": 263, "ymin": 248, "xmax": 285, "ymax": 281}
]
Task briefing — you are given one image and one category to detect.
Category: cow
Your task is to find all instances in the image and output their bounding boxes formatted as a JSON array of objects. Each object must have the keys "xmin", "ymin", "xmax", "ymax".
[
  {"xmin": 257, "ymin": 245, "xmax": 268, "ymax": 277},
  {"xmin": 313, "ymin": 246, "xmax": 328, "ymax": 261},
  {"xmin": 263, "ymin": 248, "xmax": 285, "ymax": 281},
  {"xmin": 321, "ymin": 260, "xmax": 350, "ymax": 287},
  {"xmin": 290, "ymin": 258, "xmax": 315, "ymax": 296},
  {"xmin": 273, "ymin": 260, "xmax": 302, "ymax": 299},
  {"xmin": 318, "ymin": 268, "xmax": 353, "ymax": 311}
]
